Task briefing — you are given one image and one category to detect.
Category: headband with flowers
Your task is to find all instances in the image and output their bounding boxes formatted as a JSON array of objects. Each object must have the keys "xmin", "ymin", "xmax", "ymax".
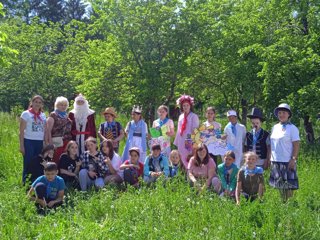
[{"xmin": 176, "ymin": 94, "xmax": 195, "ymax": 107}]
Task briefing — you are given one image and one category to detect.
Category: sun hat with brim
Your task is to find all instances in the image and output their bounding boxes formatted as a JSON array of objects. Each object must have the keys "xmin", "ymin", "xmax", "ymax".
[
  {"xmin": 227, "ymin": 110, "xmax": 237, "ymax": 117},
  {"xmin": 247, "ymin": 107, "xmax": 265, "ymax": 121},
  {"xmin": 274, "ymin": 103, "xmax": 292, "ymax": 118},
  {"xmin": 129, "ymin": 147, "xmax": 140, "ymax": 156},
  {"xmin": 102, "ymin": 107, "xmax": 118, "ymax": 118}
]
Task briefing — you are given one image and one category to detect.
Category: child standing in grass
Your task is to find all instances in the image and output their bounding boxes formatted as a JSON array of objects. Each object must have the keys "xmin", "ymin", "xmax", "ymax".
[
  {"xmin": 98, "ymin": 107, "xmax": 124, "ymax": 153},
  {"xmin": 168, "ymin": 150, "xmax": 185, "ymax": 177},
  {"xmin": 28, "ymin": 162, "xmax": 65, "ymax": 211},
  {"xmin": 203, "ymin": 107, "xmax": 222, "ymax": 164},
  {"xmin": 236, "ymin": 152, "xmax": 264, "ymax": 205},
  {"xmin": 120, "ymin": 147, "xmax": 144, "ymax": 187},
  {"xmin": 152, "ymin": 105, "xmax": 175, "ymax": 158},
  {"xmin": 217, "ymin": 151, "xmax": 238, "ymax": 197},
  {"xmin": 122, "ymin": 106, "xmax": 148, "ymax": 163}
]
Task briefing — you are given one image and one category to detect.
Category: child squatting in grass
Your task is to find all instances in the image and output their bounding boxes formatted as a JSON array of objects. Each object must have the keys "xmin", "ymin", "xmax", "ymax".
[{"xmin": 28, "ymin": 162, "xmax": 65, "ymax": 210}]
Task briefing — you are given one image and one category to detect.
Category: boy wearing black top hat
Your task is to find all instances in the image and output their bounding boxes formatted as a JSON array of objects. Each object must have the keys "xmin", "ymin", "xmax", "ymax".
[{"xmin": 245, "ymin": 107, "xmax": 271, "ymax": 169}]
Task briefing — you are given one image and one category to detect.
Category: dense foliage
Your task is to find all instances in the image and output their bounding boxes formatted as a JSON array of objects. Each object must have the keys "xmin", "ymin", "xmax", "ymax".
[{"xmin": 1, "ymin": 0, "xmax": 320, "ymax": 138}]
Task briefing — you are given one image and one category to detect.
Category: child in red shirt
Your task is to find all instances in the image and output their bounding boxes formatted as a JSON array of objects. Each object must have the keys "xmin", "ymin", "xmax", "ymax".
[{"xmin": 120, "ymin": 147, "xmax": 144, "ymax": 187}]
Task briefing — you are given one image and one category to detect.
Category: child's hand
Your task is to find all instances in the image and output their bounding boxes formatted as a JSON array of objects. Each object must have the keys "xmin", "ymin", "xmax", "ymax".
[
  {"xmin": 47, "ymin": 201, "xmax": 55, "ymax": 208},
  {"xmin": 104, "ymin": 157, "xmax": 111, "ymax": 165},
  {"xmin": 150, "ymin": 172, "xmax": 158, "ymax": 177},
  {"xmin": 133, "ymin": 164, "xmax": 140, "ymax": 170},
  {"xmin": 88, "ymin": 171, "xmax": 97, "ymax": 178},
  {"xmin": 76, "ymin": 161, "xmax": 82, "ymax": 167},
  {"xmin": 20, "ymin": 146, "xmax": 25, "ymax": 155}
]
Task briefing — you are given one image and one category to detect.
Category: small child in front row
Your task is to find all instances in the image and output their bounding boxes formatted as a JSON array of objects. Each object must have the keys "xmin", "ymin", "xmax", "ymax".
[
  {"xmin": 217, "ymin": 151, "xmax": 239, "ymax": 198},
  {"xmin": 120, "ymin": 147, "xmax": 144, "ymax": 187},
  {"xmin": 28, "ymin": 162, "xmax": 65, "ymax": 211},
  {"xmin": 168, "ymin": 150, "xmax": 185, "ymax": 177},
  {"xmin": 236, "ymin": 152, "xmax": 264, "ymax": 205}
]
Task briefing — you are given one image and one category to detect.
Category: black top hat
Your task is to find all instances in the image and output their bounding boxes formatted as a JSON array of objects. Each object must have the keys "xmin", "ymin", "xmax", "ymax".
[{"xmin": 247, "ymin": 107, "xmax": 265, "ymax": 121}]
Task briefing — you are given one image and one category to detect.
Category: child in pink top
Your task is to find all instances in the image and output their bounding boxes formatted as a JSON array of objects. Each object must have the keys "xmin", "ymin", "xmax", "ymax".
[
  {"xmin": 174, "ymin": 95, "xmax": 199, "ymax": 168},
  {"xmin": 188, "ymin": 143, "xmax": 221, "ymax": 193}
]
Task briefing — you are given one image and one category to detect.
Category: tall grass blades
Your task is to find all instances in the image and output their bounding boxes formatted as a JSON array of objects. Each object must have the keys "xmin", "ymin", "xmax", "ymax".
[{"xmin": 0, "ymin": 113, "xmax": 319, "ymax": 239}]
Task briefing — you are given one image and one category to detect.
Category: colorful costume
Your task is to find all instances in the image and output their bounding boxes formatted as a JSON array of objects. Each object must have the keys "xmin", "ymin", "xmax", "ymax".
[
  {"xmin": 122, "ymin": 119, "xmax": 148, "ymax": 163},
  {"xmin": 174, "ymin": 112, "xmax": 199, "ymax": 168}
]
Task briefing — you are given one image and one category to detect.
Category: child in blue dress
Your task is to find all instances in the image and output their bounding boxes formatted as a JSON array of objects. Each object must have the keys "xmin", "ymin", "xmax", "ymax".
[{"xmin": 122, "ymin": 106, "xmax": 148, "ymax": 163}]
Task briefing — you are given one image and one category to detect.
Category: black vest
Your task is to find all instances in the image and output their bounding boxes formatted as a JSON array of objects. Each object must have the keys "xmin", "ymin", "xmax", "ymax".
[
  {"xmin": 148, "ymin": 155, "xmax": 164, "ymax": 172},
  {"xmin": 246, "ymin": 128, "xmax": 269, "ymax": 159}
]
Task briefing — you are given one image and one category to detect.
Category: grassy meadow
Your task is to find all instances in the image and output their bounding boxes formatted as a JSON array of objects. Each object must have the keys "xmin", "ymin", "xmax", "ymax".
[{"xmin": 0, "ymin": 112, "xmax": 319, "ymax": 239}]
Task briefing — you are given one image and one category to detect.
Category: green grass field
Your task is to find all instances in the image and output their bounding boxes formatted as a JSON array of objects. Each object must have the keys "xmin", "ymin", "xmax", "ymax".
[{"xmin": 0, "ymin": 112, "xmax": 319, "ymax": 239}]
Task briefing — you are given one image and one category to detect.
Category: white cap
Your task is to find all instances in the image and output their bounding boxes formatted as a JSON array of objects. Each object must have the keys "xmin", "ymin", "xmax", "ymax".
[{"xmin": 227, "ymin": 110, "xmax": 237, "ymax": 117}]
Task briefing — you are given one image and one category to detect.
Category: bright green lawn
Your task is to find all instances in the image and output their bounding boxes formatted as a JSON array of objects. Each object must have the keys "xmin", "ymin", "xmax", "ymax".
[{"xmin": 0, "ymin": 112, "xmax": 319, "ymax": 240}]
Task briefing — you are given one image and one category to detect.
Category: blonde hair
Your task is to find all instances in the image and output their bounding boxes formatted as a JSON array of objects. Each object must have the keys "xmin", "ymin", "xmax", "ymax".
[
  {"xmin": 54, "ymin": 96, "xmax": 69, "ymax": 110},
  {"xmin": 169, "ymin": 150, "xmax": 182, "ymax": 167},
  {"xmin": 244, "ymin": 151, "xmax": 259, "ymax": 162}
]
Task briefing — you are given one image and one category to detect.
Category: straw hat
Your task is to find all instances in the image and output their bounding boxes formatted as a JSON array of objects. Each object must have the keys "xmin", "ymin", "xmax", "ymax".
[{"xmin": 102, "ymin": 107, "xmax": 118, "ymax": 118}]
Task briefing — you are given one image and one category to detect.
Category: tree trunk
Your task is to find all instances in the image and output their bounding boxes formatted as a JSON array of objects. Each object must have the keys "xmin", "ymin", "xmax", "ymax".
[
  {"xmin": 240, "ymin": 98, "xmax": 248, "ymax": 127},
  {"xmin": 303, "ymin": 115, "xmax": 315, "ymax": 143}
]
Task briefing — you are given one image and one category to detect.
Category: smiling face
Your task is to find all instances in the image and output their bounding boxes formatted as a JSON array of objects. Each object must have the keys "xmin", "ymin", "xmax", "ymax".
[
  {"xmin": 157, "ymin": 108, "xmax": 168, "ymax": 120},
  {"xmin": 56, "ymin": 101, "xmax": 68, "ymax": 112},
  {"xmin": 68, "ymin": 143, "xmax": 78, "ymax": 157},
  {"xmin": 129, "ymin": 151, "xmax": 139, "ymax": 164},
  {"xmin": 245, "ymin": 154, "xmax": 257, "ymax": 169},
  {"xmin": 170, "ymin": 151, "xmax": 180, "ymax": 165},
  {"xmin": 197, "ymin": 147, "xmax": 207, "ymax": 161},
  {"xmin": 277, "ymin": 110, "xmax": 290, "ymax": 123},
  {"xmin": 31, "ymin": 98, "xmax": 43, "ymax": 112},
  {"xmin": 182, "ymin": 102, "xmax": 191, "ymax": 114},
  {"xmin": 86, "ymin": 141, "xmax": 97, "ymax": 153}
]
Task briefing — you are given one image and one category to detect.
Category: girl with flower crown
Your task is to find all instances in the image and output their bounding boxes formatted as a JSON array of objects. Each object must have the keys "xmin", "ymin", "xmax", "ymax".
[
  {"xmin": 122, "ymin": 106, "xmax": 148, "ymax": 163},
  {"xmin": 46, "ymin": 96, "xmax": 72, "ymax": 165},
  {"xmin": 174, "ymin": 95, "xmax": 199, "ymax": 168},
  {"xmin": 20, "ymin": 95, "xmax": 47, "ymax": 183}
]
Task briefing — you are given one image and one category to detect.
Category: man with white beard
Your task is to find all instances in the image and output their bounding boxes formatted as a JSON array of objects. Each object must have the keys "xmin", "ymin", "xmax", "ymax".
[{"xmin": 69, "ymin": 94, "xmax": 97, "ymax": 155}]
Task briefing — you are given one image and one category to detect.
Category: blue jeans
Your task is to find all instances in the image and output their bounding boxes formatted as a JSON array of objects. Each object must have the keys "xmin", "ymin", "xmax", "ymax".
[
  {"xmin": 79, "ymin": 169, "xmax": 105, "ymax": 191},
  {"xmin": 23, "ymin": 139, "xmax": 43, "ymax": 183}
]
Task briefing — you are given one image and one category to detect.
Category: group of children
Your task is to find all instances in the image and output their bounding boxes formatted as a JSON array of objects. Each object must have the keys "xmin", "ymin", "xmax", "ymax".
[
  {"xmin": 27, "ymin": 104, "xmax": 267, "ymax": 212},
  {"xmin": 24, "ymin": 93, "xmax": 300, "ymax": 213}
]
